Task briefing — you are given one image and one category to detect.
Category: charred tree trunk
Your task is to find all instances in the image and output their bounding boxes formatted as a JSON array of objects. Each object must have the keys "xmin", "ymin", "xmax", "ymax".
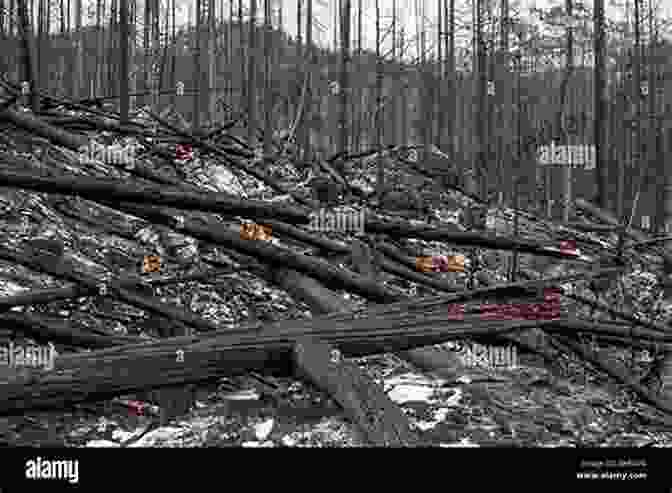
[
  {"xmin": 593, "ymin": 0, "xmax": 608, "ymax": 210},
  {"xmin": 16, "ymin": 0, "xmax": 40, "ymax": 112},
  {"xmin": 338, "ymin": 0, "xmax": 350, "ymax": 158},
  {"xmin": 263, "ymin": 0, "xmax": 273, "ymax": 155},
  {"xmin": 474, "ymin": 0, "xmax": 486, "ymax": 199},
  {"xmin": 119, "ymin": 0, "xmax": 130, "ymax": 123},
  {"xmin": 193, "ymin": 0, "xmax": 203, "ymax": 130},
  {"xmin": 375, "ymin": 0, "xmax": 384, "ymax": 199},
  {"xmin": 248, "ymin": 0, "xmax": 258, "ymax": 148}
]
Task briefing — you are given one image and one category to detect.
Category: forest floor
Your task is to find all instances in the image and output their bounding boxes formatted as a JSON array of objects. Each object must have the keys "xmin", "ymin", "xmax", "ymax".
[{"xmin": 1, "ymin": 149, "xmax": 671, "ymax": 448}]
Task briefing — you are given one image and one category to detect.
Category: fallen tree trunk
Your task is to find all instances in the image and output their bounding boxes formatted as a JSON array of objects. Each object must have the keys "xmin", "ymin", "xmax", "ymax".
[
  {"xmin": 575, "ymin": 198, "xmax": 648, "ymax": 243},
  {"xmin": 575, "ymin": 198, "xmax": 672, "ymax": 265},
  {"xmin": 145, "ymin": 109, "xmax": 319, "ymax": 208},
  {"xmin": 258, "ymin": 220, "xmax": 460, "ymax": 293},
  {"xmin": 103, "ymin": 200, "xmax": 406, "ymax": 303},
  {"xmin": 0, "ymin": 168, "xmax": 309, "ymax": 225},
  {"xmin": 377, "ymin": 254, "xmax": 460, "ymax": 292},
  {"xmin": 365, "ymin": 216, "xmax": 593, "ymax": 262},
  {"xmin": 562, "ymin": 221, "xmax": 621, "ymax": 233},
  {"xmin": 554, "ymin": 333, "xmax": 672, "ymax": 414},
  {"xmin": 0, "ymin": 296, "xmax": 561, "ymax": 415},
  {"xmin": 0, "ymin": 128, "xmax": 209, "ymax": 196},
  {"xmin": 549, "ymin": 318, "xmax": 672, "ymax": 343},
  {"xmin": 518, "ymin": 267, "xmax": 671, "ymax": 335},
  {"xmin": 0, "ymin": 311, "xmax": 144, "ymax": 348},
  {"xmin": 562, "ymin": 289, "xmax": 670, "ymax": 336},
  {"xmin": 293, "ymin": 337, "xmax": 419, "ymax": 446},
  {"xmin": 272, "ymin": 267, "xmax": 451, "ymax": 445},
  {"xmin": 0, "ymin": 246, "xmax": 226, "ymax": 333}
]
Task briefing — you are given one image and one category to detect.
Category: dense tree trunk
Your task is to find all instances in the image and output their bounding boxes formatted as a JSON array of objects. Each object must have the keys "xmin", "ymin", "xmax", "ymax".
[
  {"xmin": 302, "ymin": 0, "xmax": 312, "ymax": 160},
  {"xmin": 474, "ymin": 0, "xmax": 486, "ymax": 199},
  {"xmin": 498, "ymin": 0, "xmax": 512, "ymax": 205},
  {"xmin": 446, "ymin": 0, "xmax": 454, "ymax": 160},
  {"xmin": 338, "ymin": 0, "xmax": 350, "ymax": 157},
  {"xmin": 593, "ymin": 0, "xmax": 608, "ymax": 210},
  {"xmin": 375, "ymin": 0, "xmax": 384, "ymax": 199},
  {"xmin": 194, "ymin": 0, "xmax": 202, "ymax": 130},
  {"xmin": 248, "ymin": 0, "xmax": 257, "ymax": 147},
  {"xmin": 119, "ymin": 0, "xmax": 129, "ymax": 123},
  {"xmin": 206, "ymin": 0, "xmax": 217, "ymax": 125},
  {"xmin": 16, "ymin": 0, "xmax": 39, "ymax": 112},
  {"xmin": 263, "ymin": 0, "xmax": 273, "ymax": 155}
]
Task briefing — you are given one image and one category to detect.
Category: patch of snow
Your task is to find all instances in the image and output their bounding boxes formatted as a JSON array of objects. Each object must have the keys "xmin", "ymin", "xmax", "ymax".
[
  {"xmin": 0, "ymin": 282, "xmax": 26, "ymax": 296},
  {"xmin": 127, "ymin": 427, "xmax": 185, "ymax": 447},
  {"xmin": 85, "ymin": 440, "xmax": 121, "ymax": 447},
  {"xmin": 221, "ymin": 389, "xmax": 260, "ymax": 401},
  {"xmin": 112, "ymin": 429, "xmax": 136, "ymax": 442},
  {"xmin": 385, "ymin": 373, "xmax": 437, "ymax": 404},
  {"xmin": 281, "ymin": 436, "xmax": 297, "ymax": 447},
  {"xmin": 210, "ymin": 167, "xmax": 247, "ymax": 197},
  {"xmin": 254, "ymin": 419, "xmax": 275, "ymax": 441},
  {"xmin": 242, "ymin": 440, "xmax": 275, "ymax": 447},
  {"xmin": 439, "ymin": 438, "xmax": 480, "ymax": 447}
]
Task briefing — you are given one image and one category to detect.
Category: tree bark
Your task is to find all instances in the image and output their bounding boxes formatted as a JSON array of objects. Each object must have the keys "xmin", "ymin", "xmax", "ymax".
[
  {"xmin": 0, "ymin": 300, "xmax": 560, "ymax": 415},
  {"xmin": 263, "ymin": 0, "xmax": 273, "ymax": 155},
  {"xmin": 247, "ymin": 0, "xmax": 257, "ymax": 147},
  {"xmin": 593, "ymin": 0, "xmax": 608, "ymax": 210},
  {"xmin": 16, "ymin": 0, "xmax": 40, "ymax": 112},
  {"xmin": 119, "ymin": 0, "xmax": 129, "ymax": 123}
]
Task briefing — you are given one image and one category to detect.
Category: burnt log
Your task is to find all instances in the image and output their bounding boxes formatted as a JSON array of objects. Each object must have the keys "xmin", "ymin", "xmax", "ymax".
[
  {"xmin": 0, "ymin": 311, "xmax": 144, "ymax": 348},
  {"xmin": 293, "ymin": 337, "xmax": 419, "ymax": 446},
  {"xmin": 0, "ymin": 246, "xmax": 225, "ymax": 333},
  {"xmin": 0, "ymin": 168, "xmax": 309, "ymax": 225},
  {"xmin": 365, "ymin": 216, "xmax": 593, "ymax": 262},
  {"xmin": 0, "ymin": 293, "xmax": 562, "ymax": 416},
  {"xmin": 101, "ymin": 200, "xmax": 405, "ymax": 304}
]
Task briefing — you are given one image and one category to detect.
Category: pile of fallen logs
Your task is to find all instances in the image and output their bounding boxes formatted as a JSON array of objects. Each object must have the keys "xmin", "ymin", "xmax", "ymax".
[{"xmin": 1, "ymin": 76, "xmax": 671, "ymax": 445}]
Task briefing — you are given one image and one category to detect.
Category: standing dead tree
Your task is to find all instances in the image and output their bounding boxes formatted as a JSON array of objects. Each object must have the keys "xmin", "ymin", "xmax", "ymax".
[
  {"xmin": 593, "ymin": 0, "xmax": 608, "ymax": 210},
  {"xmin": 16, "ymin": 0, "xmax": 39, "ymax": 112},
  {"xmin": 248, "ymin": 0, "xmax": 257, "ymax": 147},
  {"xmin": 119, "ymin": 0, "xmax": 130, "ymax": 123},
  {"xmin": 338, "ymin": 0, "xmax": 350, "ymax": 160}
]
